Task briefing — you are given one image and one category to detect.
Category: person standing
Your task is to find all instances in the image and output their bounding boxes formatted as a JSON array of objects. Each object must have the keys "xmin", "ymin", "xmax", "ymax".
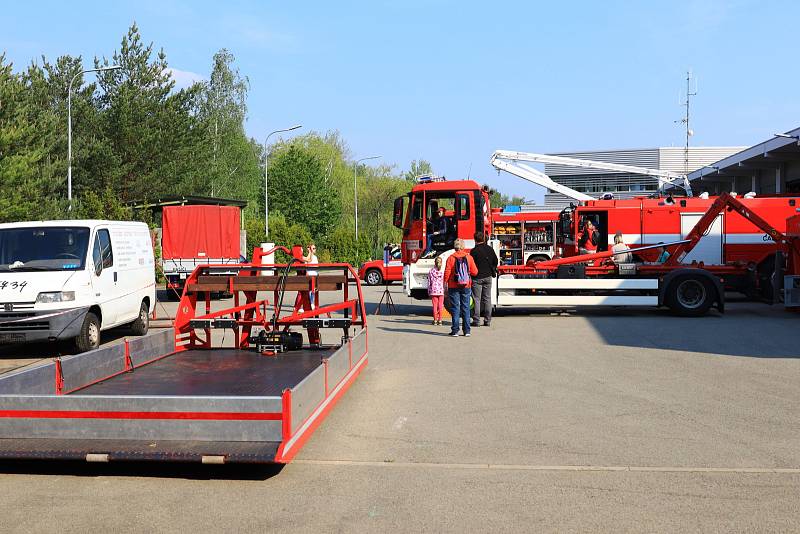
[
  {"xmin": 470, "ymin": 232, "xmax": 498, "ymax": 327},
  {"xmin": 427, "ymin": 256, "xmax": 445, "ymax": 325},
  {"xmin": 443, "ymin": 239, "xmax": 478, "ymax": 337}
]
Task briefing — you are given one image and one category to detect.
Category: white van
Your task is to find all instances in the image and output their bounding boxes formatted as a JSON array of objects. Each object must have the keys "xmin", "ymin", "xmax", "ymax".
[{"xmin": 0, "ymin": 220, "xmax": 156, "ymax": 352}]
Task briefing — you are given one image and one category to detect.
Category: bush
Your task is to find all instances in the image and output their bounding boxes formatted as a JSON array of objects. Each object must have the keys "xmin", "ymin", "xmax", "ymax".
[{"xmin": 320, "ymin": 227, "xmax": 373, "ymax": 266}]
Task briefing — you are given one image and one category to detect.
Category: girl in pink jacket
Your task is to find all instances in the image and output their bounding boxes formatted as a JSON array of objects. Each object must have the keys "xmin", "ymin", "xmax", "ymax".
[{"xmin": 427, "ymin": 256, "xmax": 445, "ymax": 325}]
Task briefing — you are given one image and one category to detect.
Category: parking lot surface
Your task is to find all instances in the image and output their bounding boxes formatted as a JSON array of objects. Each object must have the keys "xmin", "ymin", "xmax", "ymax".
[{"xmin": 0, "ymin": 286, "xmax": 798, "ymax": 532}]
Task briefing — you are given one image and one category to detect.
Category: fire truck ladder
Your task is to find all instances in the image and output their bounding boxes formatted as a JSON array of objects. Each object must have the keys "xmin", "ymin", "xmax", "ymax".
[{"xmin": 491, "ymin": 150, "xmax": 693, "ymax": 198}]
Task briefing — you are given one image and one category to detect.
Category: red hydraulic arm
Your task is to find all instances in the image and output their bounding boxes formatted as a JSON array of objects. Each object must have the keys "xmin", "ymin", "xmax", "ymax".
[{"xmin": 664, "ymin": 192, "xmax": 788, "ymax": 266}]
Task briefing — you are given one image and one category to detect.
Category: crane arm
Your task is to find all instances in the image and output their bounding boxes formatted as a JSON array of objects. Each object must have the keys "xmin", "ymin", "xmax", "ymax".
[
  {"xmin": 490, "ymin": 156, "xmax": 593, "ymax": 202},
  {"xmin": 664, "ymin": 192, "xmax": 787, "ymax": 266},
  {"xmin": 492, "ymin": 150, "xmax": 693, "ymax": 197}
]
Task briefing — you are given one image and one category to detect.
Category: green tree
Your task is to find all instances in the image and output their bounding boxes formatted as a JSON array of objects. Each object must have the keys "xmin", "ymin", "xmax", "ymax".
[
  {"xmin": 93, "ymin": 23, "xmax": 208, "ymax": 203},
  {"xmin": 198, "ymin": 49, "xmax": 261, "ymax": 217},
  {"xmin": 0, "ymin": 54, "xmax": 65, "ymax": 221},
  {"xmin": 267, "ymin": 144, "xmax": 341, "ymax": 239},
  {"xmin": 403, "ymin": 159, "xmax": 433, "ymax": 182}
]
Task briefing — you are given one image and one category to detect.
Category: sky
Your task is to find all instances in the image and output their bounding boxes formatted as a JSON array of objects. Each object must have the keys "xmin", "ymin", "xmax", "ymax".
[{"xmin": 2, "ymin": 0, "xmax": 799, "ymax": 203}]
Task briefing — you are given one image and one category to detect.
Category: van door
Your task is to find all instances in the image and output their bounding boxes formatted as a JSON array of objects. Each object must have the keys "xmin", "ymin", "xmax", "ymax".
[
  {"xmin": 90, "ymin": 228, "xmax": 118, "ymax": 327},
  {"xmin": 680, "ymin": 213, "xmax": 723, "ymax": 264}
]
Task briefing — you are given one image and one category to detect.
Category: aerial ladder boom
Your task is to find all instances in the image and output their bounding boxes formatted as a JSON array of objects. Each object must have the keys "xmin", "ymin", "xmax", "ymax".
[
  {"xmin": 490, "ymin": 157, "xmax": 593, "ymax": 202},
  {"xmin": 491, "ymin": 150, "xmax": 693, "ymax": 197}
]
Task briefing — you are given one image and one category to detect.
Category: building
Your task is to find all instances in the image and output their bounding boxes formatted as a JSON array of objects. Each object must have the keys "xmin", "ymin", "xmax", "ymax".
[
  {"xmin": 537, "ymin": 146, "xmax": 745, "ymax": 211},
  {"xmin": 687, "ymin": 127, "xmax": 800, "ymax": 194}
]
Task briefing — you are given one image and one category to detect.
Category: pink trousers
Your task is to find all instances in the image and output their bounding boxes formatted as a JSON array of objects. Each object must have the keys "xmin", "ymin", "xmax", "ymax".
[{"xmin": 430, "ymin": 295, "xmax": 444, "ymax": 321}]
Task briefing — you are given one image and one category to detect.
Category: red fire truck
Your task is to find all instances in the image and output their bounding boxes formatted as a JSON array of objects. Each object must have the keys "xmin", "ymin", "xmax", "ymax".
[{"xmin": 394, "ymin": 172, "xmax": 800, "ymax": 314}]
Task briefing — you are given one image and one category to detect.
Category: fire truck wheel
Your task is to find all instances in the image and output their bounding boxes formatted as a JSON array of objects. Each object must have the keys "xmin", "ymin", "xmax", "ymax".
[
  {"xmin": 74, "ymin": 312, "xmax": 101, "ymax": 353},
  {"xmin": 667, "ymin": 275, "xmax": 714, "ymax": 317},
  {"xmin": 129, "ymin": 301, "xmax": 150, "ymax": 336},
  {"xmin": 364, "ymin": 269, "xmax": 383, "ymax": 286}
]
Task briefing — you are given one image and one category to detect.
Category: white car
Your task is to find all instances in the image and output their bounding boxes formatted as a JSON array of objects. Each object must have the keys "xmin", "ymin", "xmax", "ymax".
[{"xmin": 0, "ymin": 220, "xmax": 156, "ymax": 352}]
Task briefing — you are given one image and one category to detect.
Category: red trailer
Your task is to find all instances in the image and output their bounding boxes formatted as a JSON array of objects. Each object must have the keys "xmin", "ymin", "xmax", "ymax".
[
  {"xmin": 161, "ymin": 205, "xmax": 242, "ymax": 295},
  {"xmin": 0, "ymin": 246, "xmax": 368, "ymax": 464}
]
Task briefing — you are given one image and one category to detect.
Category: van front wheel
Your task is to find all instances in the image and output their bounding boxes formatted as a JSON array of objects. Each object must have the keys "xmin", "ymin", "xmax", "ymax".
[
  {"xmin": 130, "ymin": 301, "xmax": 150, "ymax": 336},
  {"xmin": 75, "ymin": 312, "xmax": 101, "ymax": 353}
]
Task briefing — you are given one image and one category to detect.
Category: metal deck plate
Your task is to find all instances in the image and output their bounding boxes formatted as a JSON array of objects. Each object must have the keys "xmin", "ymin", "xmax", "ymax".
[
  {"xmin": 71, "ymin": 348, "xmax": 335, "ymax": 397},
  {"xmin": 0, "ymin": 438, "xmax": 280, "ymax": 463}
]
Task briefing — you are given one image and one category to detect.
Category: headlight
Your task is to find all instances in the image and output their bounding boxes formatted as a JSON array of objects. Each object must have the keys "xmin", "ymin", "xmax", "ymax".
[{"xmin": 36, "ymin": 291, "xmax": 76, "ymax": 303}]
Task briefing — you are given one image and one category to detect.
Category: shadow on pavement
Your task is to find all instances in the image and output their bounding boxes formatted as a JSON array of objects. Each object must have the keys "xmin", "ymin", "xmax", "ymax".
[
  {"xmin": 0, "ymin": 460, "xmax": 285, "ymax": 481},
  {"xmin": 541, "ymin": 299, "xmax": 798, "ymax": 359}
]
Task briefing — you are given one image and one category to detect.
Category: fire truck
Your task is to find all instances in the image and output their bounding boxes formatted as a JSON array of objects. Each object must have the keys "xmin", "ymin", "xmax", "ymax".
[{"xmin": 394, "ymin": 154, "xmax": 800, "ymax": 315}]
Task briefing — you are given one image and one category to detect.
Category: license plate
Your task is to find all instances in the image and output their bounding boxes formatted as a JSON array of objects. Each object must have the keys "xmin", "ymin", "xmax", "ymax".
[{"xmin": 0, "ymin": 333, "xmax": 25, "ymax": 344}]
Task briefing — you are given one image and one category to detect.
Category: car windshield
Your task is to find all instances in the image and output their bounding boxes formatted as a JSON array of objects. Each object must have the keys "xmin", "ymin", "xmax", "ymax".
[{"xmin": 0, "ymin": 227, "xmax": 90, "ymax": 271}]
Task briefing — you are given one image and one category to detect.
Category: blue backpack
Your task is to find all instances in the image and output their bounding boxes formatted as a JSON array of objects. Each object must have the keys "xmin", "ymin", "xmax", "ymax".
[{"xmin": 454, "ymin": 256, "xmax": 470, "ymax": 286}]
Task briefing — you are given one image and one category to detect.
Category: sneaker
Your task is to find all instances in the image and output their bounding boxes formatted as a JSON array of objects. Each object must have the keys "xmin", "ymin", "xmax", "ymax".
[
  {"xmin": 483, "ymin": 320, "xmax": 490, "ymax": 327},
  {"xmin": 470, "ymin": 320, "xmax": 480, "ymax": 327},
  {"xmin": 464, "ymin": 332, "xmax": 471, "ymax": 337},
  {"xmin": 449, "ymin": 332, "xmax": 459, "ymax": 337},
  {"xmin": 431, "ymin": 320, "xmax": 437, "ymax": 325}
]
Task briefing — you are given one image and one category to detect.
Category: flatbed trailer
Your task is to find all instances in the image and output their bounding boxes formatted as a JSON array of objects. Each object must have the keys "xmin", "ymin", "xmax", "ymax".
[{"xmin": 0, "ymin": 246, "xmax": 368, "ymax": 464}]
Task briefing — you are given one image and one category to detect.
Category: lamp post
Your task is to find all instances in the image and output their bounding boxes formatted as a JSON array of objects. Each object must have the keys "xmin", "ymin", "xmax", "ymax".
[
  {"xmin": 354, "ymin": 155, "xmax": 381, "ymax": 239},
  {"xmin": 264, "ymin": 125, "xmax": 302, "ymax": 236},
  {"xmin": 67, "ymin": 65, "xmax": 121, "ymax": 209}
]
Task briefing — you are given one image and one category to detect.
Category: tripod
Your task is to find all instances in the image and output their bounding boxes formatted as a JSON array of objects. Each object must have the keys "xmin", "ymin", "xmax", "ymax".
[{"xmin": 374, "ymin": 283, "xmax": 396, "ymax": 315}]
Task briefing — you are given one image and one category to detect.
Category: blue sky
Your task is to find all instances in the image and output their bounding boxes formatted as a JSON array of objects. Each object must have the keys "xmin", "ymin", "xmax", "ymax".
[{"xmin": 2, "ymin": 0, "xmax": 799, "ymax": 202}]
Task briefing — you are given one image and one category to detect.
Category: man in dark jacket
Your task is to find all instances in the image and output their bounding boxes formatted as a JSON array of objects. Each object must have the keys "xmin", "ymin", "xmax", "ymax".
[{"xmin": 469, "ymin": 231, "xmax": 499, "ymax": 327}]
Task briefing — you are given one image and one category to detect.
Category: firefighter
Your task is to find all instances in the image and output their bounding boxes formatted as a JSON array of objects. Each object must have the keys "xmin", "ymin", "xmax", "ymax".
[{"xmin": 578, "ymin": 219, "xmax": 599, "ymax": 255}]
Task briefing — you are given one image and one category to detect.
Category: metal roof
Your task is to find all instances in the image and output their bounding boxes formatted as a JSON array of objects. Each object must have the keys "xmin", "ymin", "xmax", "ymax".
[
  {"xmin": 129, "ymin": 195, "xmax": 248, "ymax": 210},
  {"xmin": 687, "ymin": 127, "xmax": 800, "ymax": 182}
]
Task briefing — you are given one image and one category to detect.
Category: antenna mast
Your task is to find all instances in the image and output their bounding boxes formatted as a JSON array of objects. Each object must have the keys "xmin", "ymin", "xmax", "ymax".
[{"xmin": 676, "ymin": 71, "xmax": 698, "ymax": 175}]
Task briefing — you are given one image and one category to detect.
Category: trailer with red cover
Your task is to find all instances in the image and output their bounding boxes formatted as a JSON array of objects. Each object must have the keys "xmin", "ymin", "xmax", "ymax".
[
  {"xmin": 0, "ymin": 246, "xmax": 368, "ymax": 464},
  {"xmin": 161, "ymin": 205, "xmax": 242, "ymax": 295}
]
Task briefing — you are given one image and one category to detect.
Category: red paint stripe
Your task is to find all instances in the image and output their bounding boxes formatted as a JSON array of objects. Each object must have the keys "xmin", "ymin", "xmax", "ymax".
[{"xmin": 0, "ymin": 410, "xmax": 282, "ymax": 421}]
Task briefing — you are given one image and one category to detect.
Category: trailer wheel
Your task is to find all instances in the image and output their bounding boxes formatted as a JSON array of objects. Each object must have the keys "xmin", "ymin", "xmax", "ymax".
[
  {"xmin": 364, "ymin": 269, "xmax": 383, "ymax": 286},
  {"xmin": 129, "ymin": 300, "xmax": 150, "ymax": 336},
  {"xmin": 667, "ymin": 275, "xmax": 714, "ymax": 317},
  {"xmin": 75, "ymin": 312, "xmax": 101, "ymax": 353}
]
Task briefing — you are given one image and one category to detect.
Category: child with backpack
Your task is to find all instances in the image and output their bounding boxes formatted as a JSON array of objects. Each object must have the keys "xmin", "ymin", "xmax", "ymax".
[
  {"xmin": 443, "ymin": 239, "xmax": 478, "ymax": 337},
  {"xmin": 427, "ymin": 256, "xmax": 445, "ymax": 325}
]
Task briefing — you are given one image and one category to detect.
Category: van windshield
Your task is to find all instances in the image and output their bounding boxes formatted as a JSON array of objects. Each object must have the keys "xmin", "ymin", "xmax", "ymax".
[{"xmin": 0, "ymin": 227, "xmax": 90, "ymax": 271}]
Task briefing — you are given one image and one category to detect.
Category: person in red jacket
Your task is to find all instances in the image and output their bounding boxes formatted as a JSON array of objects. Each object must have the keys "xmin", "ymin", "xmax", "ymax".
[{"xmin": 443, "ymin": 238, "xmax": 478, "ymax": 337}]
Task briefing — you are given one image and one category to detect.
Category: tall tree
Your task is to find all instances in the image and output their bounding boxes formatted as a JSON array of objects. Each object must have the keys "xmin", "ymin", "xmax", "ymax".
[
  {"xmin": 94, "ymin": 23, "xmax": 207, "ymax": 203},
  {"xmin": 0, "ymin": 54, "xmax": 64, "ymax": 221},
  {"xmin": 267, "ymin": 144, "xmax": 341, "ymax": 239},
  {"xmin": 194, "ymin": 49, "xmax": 262, "ymax": 220}
]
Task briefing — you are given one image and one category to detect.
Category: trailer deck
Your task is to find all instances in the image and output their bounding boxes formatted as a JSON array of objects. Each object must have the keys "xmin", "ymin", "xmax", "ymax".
[{"xmin": 72, "ymin": 348, "xmax": 334, "ymax": 397}]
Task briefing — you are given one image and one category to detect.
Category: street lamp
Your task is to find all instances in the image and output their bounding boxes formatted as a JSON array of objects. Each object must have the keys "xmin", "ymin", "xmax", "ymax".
[
  {"xmin": 264, "ymin": 125, "xmax": 302, "ymax": 236},
  {"xmin": 67, "ymin": 65, "xmax": 121, "ymax": 209},
  {"xmin": 354, "ymin": 155, "xmax": 381, "ymax": 239}
]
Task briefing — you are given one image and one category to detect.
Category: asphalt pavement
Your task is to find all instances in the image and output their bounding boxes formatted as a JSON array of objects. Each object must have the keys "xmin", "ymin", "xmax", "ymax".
[{"xmin": 0, "ymin": 285, "xmax": 798, "ymax": 532}]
